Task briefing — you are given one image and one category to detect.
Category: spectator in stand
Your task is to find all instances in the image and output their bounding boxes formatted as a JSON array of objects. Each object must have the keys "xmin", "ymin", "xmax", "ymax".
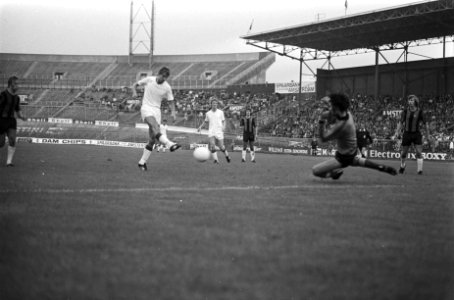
[
  {"xmin": 393, "ymin": 95, "xmax": 430, "ymax": 175},
  {"xmin": 0, "ymin": 76, "xmax": 26, "ymax": 167},
  {"xmin": 132, "ymin": 67, "xmax": 181, "ymax": 171}
]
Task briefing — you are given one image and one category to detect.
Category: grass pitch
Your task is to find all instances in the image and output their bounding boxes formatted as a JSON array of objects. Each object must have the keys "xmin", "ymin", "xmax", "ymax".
[{"xmin": 1, "ymin": 143, "xmax": 453, "ymax": 300}]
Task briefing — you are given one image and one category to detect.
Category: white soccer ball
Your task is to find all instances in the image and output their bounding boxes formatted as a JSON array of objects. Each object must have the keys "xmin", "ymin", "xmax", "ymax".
[{"xmin": 193, "ymin": 147, "xmax": 211, "ymax": 162}]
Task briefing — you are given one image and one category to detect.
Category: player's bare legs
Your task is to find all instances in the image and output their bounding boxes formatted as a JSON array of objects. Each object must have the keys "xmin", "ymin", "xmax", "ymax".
[
  {"xmin": 138, "ymin": 116, "xmax": 180, "ymax": 171},
  {"xmin": 209, "ymin": 136, "xmax": 219, "ymax": 163},
  {"xmin": 351, "ymin": 156, "xmax": 397, "ymax": 175},
  {"xmin": 249, "ymin": 141, "xmax": 255, "ymax": 162},
  {"xmin": 399, "ymin": 145, "xmax": 410, "ymax": 174},
  {"xmin": 0, "ymin": 132, "xmax": 8, "ymax": 166},
  {"xmin": 242, "ymin": 141, "xmax": 255, "ymax": 163},
  {"xmin": 415, "ymin": 144, "xmax": 424, "ymax": 174},
  {"xmin": 0, "ymin": 129, "xmax": 18, "ymax": 166},
  {"xmin": 138, "ymin": 118, "xmax": 158, "ymax": 170},
  {"xmin": 312, "ymin": 158, "xmax": 344, "ymax": 179},
  {"xmin": 312, "ymin": 155, "xmax": 397, "ymax": 180},
  {"xmin": 145, "ymin": 116, "xmax": 179, "ymax": 151},
  {"xmin": 218, "ymin": 138, "xmax": 230, "ymax": 163},
  {"xmin": 241, "ymin": 141, "xmax": 247, "ymax": 162}
]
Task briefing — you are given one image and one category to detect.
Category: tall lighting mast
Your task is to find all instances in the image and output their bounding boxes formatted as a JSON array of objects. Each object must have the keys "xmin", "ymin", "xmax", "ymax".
[{"xmin": 128, "ymin": 0, "xmax": 154, "ymax": 69}]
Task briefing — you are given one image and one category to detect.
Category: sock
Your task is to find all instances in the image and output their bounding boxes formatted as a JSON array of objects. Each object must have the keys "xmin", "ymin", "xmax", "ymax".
[
  {"xmin": 158, "ymin": 134, "xmax": 173, "ymax": 148},
  {"xmin": 242, "ymin": 150, "xmax": 246, "ymax": 160},
  {"xmin": 417, "ymin": 158, "xmax": 423, "ymax": 172},
  {"xmin": 251, "ymin": 151, "xmax": 255, "ymax": 161},
  {"xmin": 223, "ymin": 149, "xmax": 230, "ymax": 158},
  {"xmin": 400, "ymin": 158, "xmax": 406, "ymax": 168},
  {"xmin": 7, "ymin": 146, "xmax": 16, "ymax": 165},
  {"xmin": 139, "ymin": 147, "xmax": 152, "ymax": 165},
  {"xmin": 357, "ymin": 157, "xmax": 385, "ymax": 171},
  {"xmin": 212, "ymin": 151, "xmax": 218, "ymax": 161}
]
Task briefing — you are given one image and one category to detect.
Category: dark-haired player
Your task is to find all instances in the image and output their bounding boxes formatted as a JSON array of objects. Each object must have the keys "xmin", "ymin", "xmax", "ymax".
[
  {"xmin": 0, "ymin": 76, "xmax": 26, "ymax": 167},
  {"xmin": 311, "ymin": 137, "xmax": 318, "ymax": 156},
  {"xmin": 393, "ymin": 95, "xmax": 430, "ymax": 175},
  {"xmin": 132, "ymin": 67, "xmax": 181, "ymax": 171},
  {"xmin": 240, "ymin": 108, "xmax": 257, "ymax": 162},
  {"xmin": 356, "ymin": 123, "xmax": 373, "ymax": 158},
  {"xmin": 312, "ymin": 93, "xmax": 397, "ymax": 179}
]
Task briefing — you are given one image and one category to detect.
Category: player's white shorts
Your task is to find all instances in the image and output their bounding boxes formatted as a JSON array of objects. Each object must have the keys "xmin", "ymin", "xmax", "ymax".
[
  {"xmin": 208, "ymin": 131, "xmax": 224, "ymax": 140},
  {"xmin": 141, "ymin": 106, "xmax": 161, "ymax": 124}
]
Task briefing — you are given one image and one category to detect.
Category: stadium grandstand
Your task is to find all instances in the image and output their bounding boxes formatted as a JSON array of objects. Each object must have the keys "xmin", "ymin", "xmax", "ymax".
[
  {"xmin": 0, "ymin": 51, "xmax": 276, "ymax": 127},
  {"xmin": 0, "ymin": 52, "xmax": 275, "ymax": 90},
  {"xmin": 2, "ymin": 2, "xmax": 454, "ymax": 300},
  {"xmin": 239, "ymin": 0, "xmax": 454, "ymax": 152}
]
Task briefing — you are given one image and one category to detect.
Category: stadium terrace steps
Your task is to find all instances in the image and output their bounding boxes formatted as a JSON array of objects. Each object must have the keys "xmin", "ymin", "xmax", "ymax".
[
  {"xmin": 23, "ymin": 61, "xmax": 39, "ymax": 78},
  {"xmin": 1, "ymin": 52, "xmax": 274, "ymax": 89},
  {"xmin": 0, "ymin": 60, "xmax": 35, "ymax": 80}
]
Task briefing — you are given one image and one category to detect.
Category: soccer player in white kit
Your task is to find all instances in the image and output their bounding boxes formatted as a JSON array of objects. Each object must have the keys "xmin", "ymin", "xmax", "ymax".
[
  {"xmin": 197, "ymin": 99, "xmax": 231, "ymax": 164},
  {"xmin": 132, "ymin": 67, "xmax": 181, "ymax": 171}
]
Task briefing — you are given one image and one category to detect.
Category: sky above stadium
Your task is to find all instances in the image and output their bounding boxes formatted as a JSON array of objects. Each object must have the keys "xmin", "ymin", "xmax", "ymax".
[{"xmin": 0, "ymin": 0, "xmax": 450, "ymax": 83}]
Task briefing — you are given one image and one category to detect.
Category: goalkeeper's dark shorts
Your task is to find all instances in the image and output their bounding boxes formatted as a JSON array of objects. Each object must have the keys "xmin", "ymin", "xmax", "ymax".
[
  {"xmin": 335, "ymin": 150, "xmax": 358, "ymax": 168},
  {"xmin": 243, "ymin": 132, "xmax": 255, "ymax": 143},
  {"xmin": 402, "ymin": 131, "xmax": 422, "ymax": 146},
  {"xmin": 0, "ymin": 117, "xmax": 17, "ymax": 134}
]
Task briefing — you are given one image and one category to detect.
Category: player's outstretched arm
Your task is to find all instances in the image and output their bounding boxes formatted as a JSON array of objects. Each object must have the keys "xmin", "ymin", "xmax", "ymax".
[
  {"xmin": 169, "ymin": 101, "xmax": 176, "ymax": 123},
  {"xmin": 392, "ymin": 122, "xmax": 402, "ymax": 140},
  {"xmin": 425, "ymin": 122, "xmax": 430, "ymax": 141},
  {"xmin": 197, "ymin": 120, "xmax": 206, "ymax": 132},
  {"xmin": 17, "ymin": 111, "xmax": 26, "ymax": 121},
  {"xmin": 131, "ymin": 81, "xmax": 145, "ymax": 98}
]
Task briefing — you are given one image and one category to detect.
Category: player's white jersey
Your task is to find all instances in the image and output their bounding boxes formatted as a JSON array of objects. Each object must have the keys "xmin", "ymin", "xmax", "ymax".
[
  {"xmin": 205, "ymin": 109, "xmax": 225, "ymax": 136},
  {"xmin": 138, "ymin": 76, "xmax": 174, "ymax": 109}
]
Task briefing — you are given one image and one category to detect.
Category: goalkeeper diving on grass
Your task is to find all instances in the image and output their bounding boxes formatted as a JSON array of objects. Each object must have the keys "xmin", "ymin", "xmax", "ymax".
[{"xmin": 312, "ymin": 93, "xmax": 397, "ymax": 180}]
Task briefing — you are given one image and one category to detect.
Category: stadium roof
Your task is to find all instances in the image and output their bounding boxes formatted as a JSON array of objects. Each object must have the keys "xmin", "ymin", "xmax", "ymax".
[{"xmin": 241, "ymin": 0, "xmax": 454, "ymax": 53}]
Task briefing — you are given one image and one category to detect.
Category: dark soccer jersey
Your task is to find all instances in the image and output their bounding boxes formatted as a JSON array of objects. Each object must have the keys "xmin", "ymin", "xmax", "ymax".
[
  {"xmin": 0, "ymin": 90, "xmax": 20, "ymax": 118},
  {"xmin": 240, "ymin": 117, "xmax": 256, "ymax": 134},
  {"xmin": 311, "ymin": 140, "xmax": 317, "ymax": 149},
  {"xmin": 401, "ymin": 108, "xmax": 425, "ymax": 133},
  {"xmin": 356, "ymin": 129, "xmax": 372, "ymax": 146}
]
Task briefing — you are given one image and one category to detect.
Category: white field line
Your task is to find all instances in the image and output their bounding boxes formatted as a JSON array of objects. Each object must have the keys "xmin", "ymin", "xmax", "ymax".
[{"xmin": 0, "ymin": 184, "xmax": 403, "ymax": 194}]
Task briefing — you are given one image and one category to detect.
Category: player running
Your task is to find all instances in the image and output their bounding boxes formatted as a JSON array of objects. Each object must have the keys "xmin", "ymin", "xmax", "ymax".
[
  {"xmin": 132, "ymin": 67, "xmax": 181, "ymax": 171},
  {"xmin": 312, "ymin": 93, "xmax": 397, "ymax": 179},
  {"xmin": 197, "ymin": 99, "xmax": 231, "ymax": 164}
]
